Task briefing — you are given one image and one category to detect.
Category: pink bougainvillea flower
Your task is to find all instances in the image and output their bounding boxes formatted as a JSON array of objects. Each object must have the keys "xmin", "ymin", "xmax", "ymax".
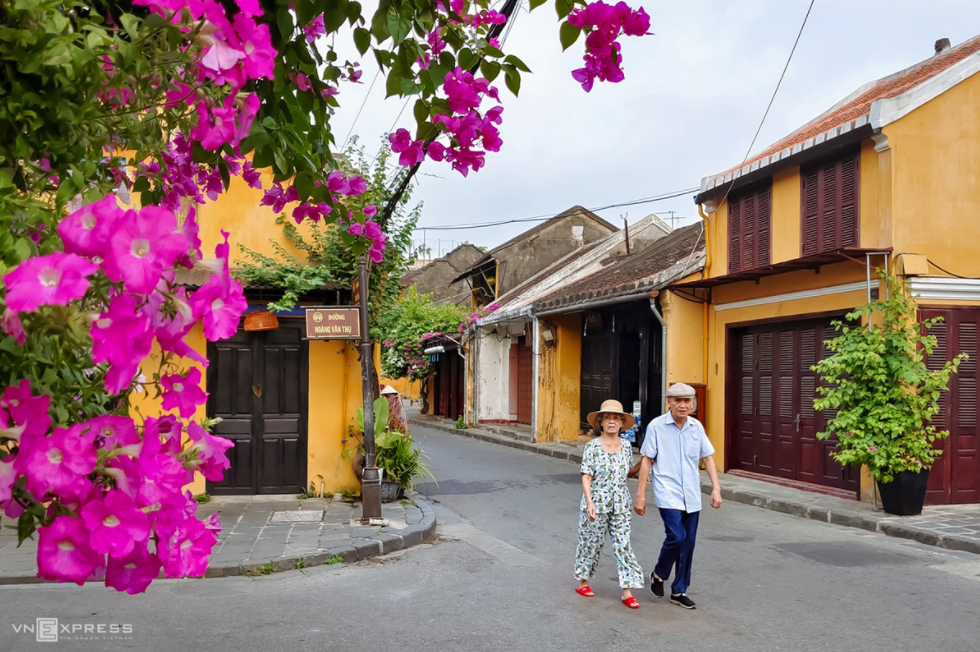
[
  {"xmin": 1, "ymin": 308, "xmax": 25, "ymax": 345},
  {"xmin": 325, "ymin": 170, "xmax": 351, "ymax": 195},
  {"xmin": 186, "ymin": 422, "xmax": 234, "ymax": 481},
  {"xmin": 2, "ymin": 252, "xmax": 97, "ymax": 314},
  {"xmin": 190, "ymin": 276, "xmax": 247, "ymax": 342},
  {"xmin": 0, "ymin": 456, "xmax": 16, "ymax": 504},
  {"xmin": 37, "ymin": 516, "xmax": 105, "ymax": 586},
  {"xmin": 426, "ymin": 141, "xmax": 447, "ymax": 162},
  {"xmin": 0, "ymin": 379, "xmax": 51, "ymax": 442},
  {"xmin": 160, "ymin": 368, "xmax": 208, "ymax": 418},
  {"xmin": 84, "ymin": 415, "xmax": 139, "ymax": 450},
  {"xmin": 289, "ymin": 71, "xmax": 313, "ymax": 92},
  {"xmin": 363, "ymin": 205, "xmax": 378, "ymax": 218},
  {"xmin": 233, "ymin": 14, "xmax": 276, "ymax": 80},
  {"xmin": 81, "ymin": 489, "xmax": 151, "ymax": 556},
  {"xmin": 19, "ymin": 423, "xmax": 96, "ymax": 497},
  {"xmin": 106, "ymin": 544, "xmax": 162, "ymax": 595},
  {"xmin": 91, "ymin": 293, "xmax": 154, "ymax": 394},
  {"xmin": 303, "ymin": 14, "xmax": 326, "ymax": 42},
  {"xmin": 58, "ymin": 195, "xmax": 124, "ymax": 258},
  {"xmin": 191, "ymin": 100, "xmax": 238, "ymax": 151},
  {"xmin": 388, "ymin": 128, "xmax": 413, "ymax": 154},
  {"xmin": 158, "ymin": 516, "xmax": 218, "ymax": 578},
  {"xmin": 348, "ymin": 222, "xmax": 364, "ymax": 237},
  {"xmin": 235, "ymin": 0, "xmax": 262, "ymax": 18},
  {"xmin": 347, "ymin": 176, "xmax": 367, "ymax": 196},
  {"xmin": 242, "ymin": 161, "xmax": 262, "ymax": 188},
  {"xmin": 103, "ymin": 206, "xmax": 187, "ymax": 294},
  {"xmin": 232, "ymin": 93, "xmax": 261, "ymax": 150},
  {"xmin": 136, "ymin": 442, "xmax": 191, "ymax": 508}
]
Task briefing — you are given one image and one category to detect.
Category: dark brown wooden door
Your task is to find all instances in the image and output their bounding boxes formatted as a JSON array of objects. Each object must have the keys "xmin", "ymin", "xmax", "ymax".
[
  {"xmin": 517, "ymin": 337, "xmax": 533, "ymax": 425},
  {"xmin": 730, "ymin": 317, "xmax": 858, "ymax": 493},
  {"xmin": 580, "ymin": 332, "xmax": 613, "ymax": 428},
  {"xmin": 207, "ymin": 322, "xmax": 308, "ymax": 495},
  {"xmin": 923, "ymin": 308, "xmax": 980, "ymax": 505}
]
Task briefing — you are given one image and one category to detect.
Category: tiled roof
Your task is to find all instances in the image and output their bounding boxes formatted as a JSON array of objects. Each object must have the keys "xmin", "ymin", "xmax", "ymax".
[
  {"xmin": 533, "ymin": 222, "xmax": 705, "ymax": 313},
  {"xmin": 700, "ymin": 34, "xmax": 980, "ymax": 196}
]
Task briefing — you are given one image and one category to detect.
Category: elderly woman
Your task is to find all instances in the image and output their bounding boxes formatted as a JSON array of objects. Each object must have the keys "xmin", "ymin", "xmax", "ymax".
[{"xmin": 574, "ymin": 399, "xmax": 644, "ymax": 609}]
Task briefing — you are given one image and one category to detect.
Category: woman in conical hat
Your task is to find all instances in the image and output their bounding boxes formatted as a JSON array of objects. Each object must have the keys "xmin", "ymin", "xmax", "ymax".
[{"xmin": 573, "ymin": 399, "xmax": 645, "ymax": 609}]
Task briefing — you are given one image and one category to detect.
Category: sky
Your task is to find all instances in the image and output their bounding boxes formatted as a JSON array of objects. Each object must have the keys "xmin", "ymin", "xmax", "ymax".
[{"xmin": 328, "ymin": 0, "xmax": 980, "ymax": 255}]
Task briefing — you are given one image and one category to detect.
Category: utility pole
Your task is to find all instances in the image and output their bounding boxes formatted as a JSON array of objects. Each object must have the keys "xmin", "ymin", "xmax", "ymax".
[
  {"xmin": 357, "ymin": 255, "xmax": 382, "ymax": 522},
  {"xmin": 622, "ymin": 214, "xmax": 630, "ymax": 255}
]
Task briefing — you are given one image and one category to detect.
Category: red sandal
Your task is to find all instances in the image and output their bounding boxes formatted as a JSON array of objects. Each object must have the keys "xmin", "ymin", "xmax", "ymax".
[
  {"xmin": 622, "ymin": 596, "xmax": 640, "ymax": 609},
  {"xmin": 575, "ymin": 586, "xmax": 594, "ymax": 597}
]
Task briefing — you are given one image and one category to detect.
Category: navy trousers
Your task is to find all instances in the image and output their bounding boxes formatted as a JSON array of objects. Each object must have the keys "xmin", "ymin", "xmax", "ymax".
[{"xmin": 653, "ymin": 508, "xmax": 700, "ymax": 594}]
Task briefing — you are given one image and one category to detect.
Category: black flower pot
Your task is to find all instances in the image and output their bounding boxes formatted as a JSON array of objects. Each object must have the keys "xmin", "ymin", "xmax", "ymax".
[
  {"xmin": 876, "ymin": 469, "xmax": 929, "ymax": 516},
  {"xmin": 380, "ymin": 480, "xmax": 404, "ymax": 503}
]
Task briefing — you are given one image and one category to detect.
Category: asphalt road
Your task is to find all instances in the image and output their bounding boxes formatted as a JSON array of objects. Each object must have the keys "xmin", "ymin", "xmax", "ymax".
[{"xmin": 2, "ymin": 424, "xmax": 979, "ymax": 652}]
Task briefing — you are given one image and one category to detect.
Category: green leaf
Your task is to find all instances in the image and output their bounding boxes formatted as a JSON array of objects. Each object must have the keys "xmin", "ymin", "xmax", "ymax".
[
  {"xmin": 385, "ymin": 66, "xmax": 404, "ymax": 97},
  {"xmin": 457, "ymin": 47, "xmax": 477, "ymax": 71},
  {"xmin": 504, "ymin": 54, "xmax": 532, "ymax": 73},
  {"xmin": 400, "ymin": 78, "xmax": 425, "ymax": 95},
  {"xmin": 559, "ymin": 21, "xmax": 581, "ymax": 51},
  {"xmin": 387, "ymin": 14, "xmax": 411, "ymax": 44},
  {"xmin": 278, "ymin": 8, "xmax": 295, "ymax": 39},
  {"xmin": 413, "ymin": 99, "xmax": 430, "ymax": 126},
  {"xmin": 296, "ymin": 174, "xmax": 315, "ymax": 201},
  {"xmin": 480, "ymin": 60, "xmax": 501, "ymax": 82},
  {"xmin": 529, "ymin": 0, "xmax": 548, "ymax": 10},
  {"xmin": 555, "ymin": 0, "xmax": 572, "ymax": 19},
  {"xmin": 504, "ymin": 68, "xmax": 521, "ymax": 96},
  {"xmin": 16, "ymin": 511, "xmax": 35, "ymax": 546},
  {"xmin": 354, "ymin": 27, "xmax": 371, "ymax": 55},
  {"xmin": 483, "ymin": 45, "xmax": 504, "ymax": 58},
  {"xmin": 13, "ymin": 237, "xmax": 31, "ymax": 263}
]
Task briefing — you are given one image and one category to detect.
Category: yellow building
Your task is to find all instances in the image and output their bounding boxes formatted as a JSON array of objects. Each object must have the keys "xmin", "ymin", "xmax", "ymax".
[
  {"xmin": 669, "ymin": 35, "xmax": 980, "ymax": 505},
  {"xmin": 132, "ymin": 171, "xmax": 366, "ymax": 497}
]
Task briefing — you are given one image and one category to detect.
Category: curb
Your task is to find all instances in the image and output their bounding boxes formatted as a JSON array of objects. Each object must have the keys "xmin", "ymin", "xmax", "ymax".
[
  {"xmin": 413, "ymin": 417, "xmax": 980, "ymax": 557},
  {"xmin": 0, "ymin": 497, "xmax": 438, "ymax": 585}
]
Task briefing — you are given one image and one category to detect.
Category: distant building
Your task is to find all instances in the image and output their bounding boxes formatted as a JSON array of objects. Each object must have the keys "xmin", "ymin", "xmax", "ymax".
[{"xmin": 401, "ymin": 243, "xmax": 484, "ymax": 305}]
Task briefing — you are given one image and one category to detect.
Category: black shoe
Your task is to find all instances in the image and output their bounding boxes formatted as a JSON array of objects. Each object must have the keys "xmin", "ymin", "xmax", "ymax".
[
  {"xmin": 650, "ymin": 573, "xmax": 664, "ymax": 598},
  {"xmin": 670, "ymin": 593, "xmax": 696, "ymax": 609}
]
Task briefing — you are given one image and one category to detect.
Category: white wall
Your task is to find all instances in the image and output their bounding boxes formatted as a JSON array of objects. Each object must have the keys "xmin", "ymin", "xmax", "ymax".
[{"xmin": 475, "ymin": 323, "xmax": 523, "ymax": 421}]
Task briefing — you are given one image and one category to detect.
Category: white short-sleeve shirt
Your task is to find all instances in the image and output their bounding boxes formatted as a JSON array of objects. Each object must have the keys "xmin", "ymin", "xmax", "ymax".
[{"xmin": 640, "ymin": 411, "xmax": 715, "ymax": 512}]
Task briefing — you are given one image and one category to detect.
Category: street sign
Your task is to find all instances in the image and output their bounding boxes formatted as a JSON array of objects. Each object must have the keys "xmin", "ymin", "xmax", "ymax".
[{"xmin": 304, "ymin": 307, "xmax": 360, "ymax": 339}]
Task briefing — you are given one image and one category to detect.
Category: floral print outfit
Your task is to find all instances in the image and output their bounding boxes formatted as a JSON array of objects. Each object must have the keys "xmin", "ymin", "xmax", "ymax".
[{"xmin": 574, "ymin": 437, "xmax": 644, "ymax": 589}]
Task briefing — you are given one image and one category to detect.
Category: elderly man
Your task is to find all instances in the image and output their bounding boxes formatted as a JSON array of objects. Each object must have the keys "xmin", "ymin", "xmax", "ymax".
[{"xmin": 634, "ymin": 382, "xmax": 721, "ymax": 610}]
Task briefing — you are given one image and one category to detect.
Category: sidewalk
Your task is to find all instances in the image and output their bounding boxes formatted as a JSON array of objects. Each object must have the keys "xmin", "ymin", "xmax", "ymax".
[
  {"xmin": 411, "ymin": 412, "xmax": 980, "ymax": 556},
  {"xmin": 0, "ymin": 494, "xmax": 436, "ymax": 585}
]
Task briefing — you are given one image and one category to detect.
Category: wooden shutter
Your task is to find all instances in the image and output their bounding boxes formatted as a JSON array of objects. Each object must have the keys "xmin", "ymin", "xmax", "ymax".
[
  {"xmin": 728, "ymin": 185, "xmax": 772, "ymax": 272},
  {"xmin": 801, "ymin": 151, "xmax": 860, "ymax": 255}
]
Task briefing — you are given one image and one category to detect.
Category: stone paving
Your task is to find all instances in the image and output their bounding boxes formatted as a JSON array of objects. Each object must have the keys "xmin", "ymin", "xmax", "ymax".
[
  {"xmin": 411, "ymin": 412, "xmax": 980, "ymax": 555},
  {"xmin": 0, "ymin": 493, "xmax": 436, "ymax": 584}
]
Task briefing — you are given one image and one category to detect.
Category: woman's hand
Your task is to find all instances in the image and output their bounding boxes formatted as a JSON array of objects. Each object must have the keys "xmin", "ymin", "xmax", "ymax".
[{"xmin": 586, "ymin": 501, "xmax": 597, "ymax": 521}]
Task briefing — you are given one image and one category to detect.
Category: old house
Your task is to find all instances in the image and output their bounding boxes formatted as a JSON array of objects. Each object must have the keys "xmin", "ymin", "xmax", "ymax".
[
  {"xmin": 667, "ymin": 35, "xmax": 980, "ymax": 505},
  {"xmin": 466, "ymin": 216, "xmax": 702, "ymax": 444},
  {"xmin": 453, "ymin": 206, "xmax": 618, "ymax": 306},
  {"xmin": 401, "ymin": 243, "xmax": 484, "ymax": 305}
]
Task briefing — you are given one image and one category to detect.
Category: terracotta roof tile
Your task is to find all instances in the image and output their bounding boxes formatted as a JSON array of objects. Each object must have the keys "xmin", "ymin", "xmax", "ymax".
[{"xmin": 714, "ymin": 34, "xmax": 980, "ymax": 179}]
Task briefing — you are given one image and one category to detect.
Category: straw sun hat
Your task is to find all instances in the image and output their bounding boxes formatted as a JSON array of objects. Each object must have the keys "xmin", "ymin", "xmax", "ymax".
[{"xmin": 586, "ymin": 399, "xmax": 636, "ymax": 432}]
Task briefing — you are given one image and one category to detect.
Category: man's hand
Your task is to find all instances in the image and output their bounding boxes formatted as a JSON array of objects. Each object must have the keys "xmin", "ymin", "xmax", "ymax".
[
  {"xmin": 710, "ymin": 488, "xmax": 722, "ymax": 509},
  {"xmin": 634, "ymin": 495, "xmax": 646, "ymax": 516},
  {"xmin": 586, "ymin": 501, "xmax": 597, "ymax": 521}
]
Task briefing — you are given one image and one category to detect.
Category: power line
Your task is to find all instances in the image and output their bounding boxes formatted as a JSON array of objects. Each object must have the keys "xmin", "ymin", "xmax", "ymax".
[
  {"xmin": 413, "ymin": 186, "xmax": 699, "ymax": 231},
  {"xmin": 718, "ymin": 0, "xmax": 815, "ymax": 209},
  {"xmin": 341, "ymin": 69, "xmax": 382, "ymax": 151}
]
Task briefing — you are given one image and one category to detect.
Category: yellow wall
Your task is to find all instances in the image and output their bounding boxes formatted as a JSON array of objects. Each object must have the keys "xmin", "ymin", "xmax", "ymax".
[
  {"xmin": 307, "ymin": 340, "xmax": 362, "ymax": 495},
  {"xmin": 536, "ymin": 313, "xmax": 582, "ymax": 442},
  {"xmin": 381, "ymin": 376, "xmax": 421, "ymax": 402},
  {"xmin": 129, "ymin": 172, "xmax": 366, "ymax": 496},
  {"xmin": 661, "ymin": 290, "xmax": 705, "ymax": 388},
  {"xmin": 884, "ymin": 71, "xmax": 980, "ymax": 277}
]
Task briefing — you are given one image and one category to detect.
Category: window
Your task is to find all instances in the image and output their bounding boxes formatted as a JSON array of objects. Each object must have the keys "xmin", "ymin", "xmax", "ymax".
[
  {"xmin": 728, "ymin": 184, "xmax": 771, "ymax": 273},
  {"xmin": 801, "ymin": 151, "xmax": 859, "ymax": 255}
]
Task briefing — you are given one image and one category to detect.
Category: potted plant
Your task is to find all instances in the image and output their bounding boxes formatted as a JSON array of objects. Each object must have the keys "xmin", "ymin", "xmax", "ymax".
[
  {"xmin": 348, "ymin": 397, "xmax": 434, "ymax": 502},
  {"xmin": 813, "ymin": 273, "xmax": 966, "ymax": 515}
]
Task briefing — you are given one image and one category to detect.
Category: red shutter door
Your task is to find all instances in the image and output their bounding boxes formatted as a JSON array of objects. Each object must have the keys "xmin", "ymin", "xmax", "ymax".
[
  {"xmin": 729, "ymin": 199, "xmax": 742, "ymax": 272},
  {"xmin": 757, "ymin": 187, "xmax": 772, "ymax": 267},
  {"xmin": 924, "ymin": 309, "xmax": 980, "ymax": 504},
  {"xmin": 730, "ymin": 317, "xmax": 858, "ymax": 493},
  {"xmin": 801, "ymin": 152, "xmax": 859, "ymax": 255}
]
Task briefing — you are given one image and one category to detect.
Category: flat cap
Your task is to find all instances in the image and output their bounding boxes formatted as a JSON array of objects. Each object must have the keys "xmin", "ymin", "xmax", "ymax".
[{"xmin": 665, "ymin": 382, "xmax": 696, "ymax": 398}]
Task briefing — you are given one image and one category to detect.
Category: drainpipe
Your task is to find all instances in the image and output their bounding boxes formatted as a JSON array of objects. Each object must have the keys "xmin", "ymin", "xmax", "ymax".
[
  {"xmin": 531, "ymin": 316, "xmax": 540, "ymax": 442},
  {"xmin": 472, "ymin": 330, "xmax": 481, "ymax": 427},
  {"xmin": 648, "ymin": 298, "xmax": 667, "ymax": 414},
  {"xmin": 698, "ymin": 204, "xmax": 712, "ymax": 390}
]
